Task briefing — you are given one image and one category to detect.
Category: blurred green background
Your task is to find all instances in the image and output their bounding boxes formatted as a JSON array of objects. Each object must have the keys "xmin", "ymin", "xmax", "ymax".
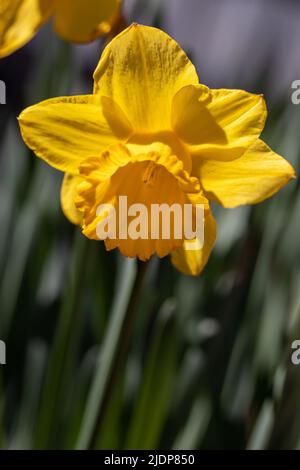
[{"xmin": 0, "ymin": 0, "xmax": 300, "ymax": 450}]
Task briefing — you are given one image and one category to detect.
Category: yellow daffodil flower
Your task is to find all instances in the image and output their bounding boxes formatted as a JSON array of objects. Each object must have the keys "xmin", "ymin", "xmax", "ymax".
[
  {"xmin": 0, "ymin": 0, "xmax": 122, "ymax": 59},
  {"xmin": 18, "ymin": 24, "xmax": 295, "ymax": 275}
]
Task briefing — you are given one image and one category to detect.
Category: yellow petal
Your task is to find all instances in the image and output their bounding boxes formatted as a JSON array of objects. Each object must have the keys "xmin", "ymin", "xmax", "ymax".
[
  {"xmin": 196, "ymin": 139, "xmax": 296, "ymax": 208},
  {"xmin": 61, "ymin": 173, "xmax": 83, "ymax": 225},
  {"xmin": 18, "ymin": 95, "xmax": 131, "ymax": 174},
  {"xmin": 171, "ymin": 208, "xmax": 216, "ymax": 276},
  {"xmin": 0, "ymin": 0, "xmax": 53, "ymax": 58},
  {"xmin": 172, "ymin": 85, "xmax": 226, "ymax": 145},
  {"xmin": 93, "ymin": 24, "xmax": 199, "ymax": 133},
  {"xmin": 53, "ymin": 0, "xmax": 121, "ymax": 43},
  {"xmin": 172, "ymin": 85, "xmax": 267, "ymax": 160}
]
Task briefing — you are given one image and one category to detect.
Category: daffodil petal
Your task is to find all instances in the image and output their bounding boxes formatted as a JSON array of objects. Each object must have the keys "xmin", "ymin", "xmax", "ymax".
[
  {"xmin": 171, "ymin": 208, "xmax": 216, "ymax": 276},
  {"xmin": 18, "ymin": 95, "xmax": 131, "ymax": 174},
  {"xmin": 196, "ymin": 139, "xmax": 295, "ymax": 208},
  {"xmin": 0, "ymin": 0, "xmax": 53, "ymax": 58},
  {"xmin": 53, "ymin": 0, "xmax": 121, "ymax": 43},
  {"xmin": 61, "ymin": 173, "xmax": 83, "ymax": 225},
  {"xmin": 172, "ymin": 84, "xmax": 227, "ymax": 145},
  {"xmin": 93, "ymin": 24, "xmax": 199, "ymax": 133},
  {"xmin": 172, "ymin": 85, "xmax": 267, "ymax": 161}
]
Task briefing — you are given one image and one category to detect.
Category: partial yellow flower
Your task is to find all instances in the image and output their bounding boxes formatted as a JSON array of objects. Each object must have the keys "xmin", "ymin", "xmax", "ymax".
[
  {"xmin": 18, "ymin": 24, "xmax": 295, "ymax": 276},
  {"xmin": 0, "ymin": 0, "xmax": 122, "ymax": 59}
]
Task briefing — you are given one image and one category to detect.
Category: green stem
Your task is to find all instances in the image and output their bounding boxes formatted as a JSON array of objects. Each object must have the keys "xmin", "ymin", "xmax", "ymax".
[
  {"xmin": 34, "ymin": 231, "xmax": 88, "ymax": 449},
  {"xmin": 76, "ymin": 258, "xmax": 149, "ymax": 450}
]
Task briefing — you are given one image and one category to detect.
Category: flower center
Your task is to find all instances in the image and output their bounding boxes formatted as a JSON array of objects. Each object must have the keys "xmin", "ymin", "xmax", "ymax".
[{"xmin": 142, "ymin": 161, "xmax": 158, "ymax": 186}]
